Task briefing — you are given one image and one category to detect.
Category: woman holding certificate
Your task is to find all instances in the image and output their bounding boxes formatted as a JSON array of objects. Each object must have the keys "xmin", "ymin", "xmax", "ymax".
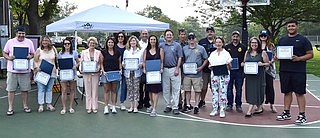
[
  {"xmin": 143, "ymin": 35, "xmax": 164, "ymax": 117},
  {"xmin": 79, "ymin": 37, "xmax": 103, "ymax": 114},
  {"xmin": 123, "ymin": 35, "xmax": 143, "ymax": 113},
  {"xmin": 101, "ymin": 37, "xmax": 122, "ymax": 114},
  {"xmin": 34, "ymin": 35, "xmax": 58, "ymax": 112},
  {"xmin": 207, "ymin": 37, "xmax": 232, "ymax": 118},
  {"xmin": 259, "ymin": 30, "xmax": 277, "ymax": 113},
  {"xmin": 58, "ymin": 39, "xmax": 79, "ymax": 115},
  {"xmin": 241, "ymin": 37, "xmax": 270, "ymax": 117}
]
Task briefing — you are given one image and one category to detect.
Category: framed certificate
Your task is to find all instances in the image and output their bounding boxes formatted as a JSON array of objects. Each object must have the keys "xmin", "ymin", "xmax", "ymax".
[
  {"xmin": 106, "ymin": 71, "xmax": 121, "ymax": 82},
  {"xmin": 35, "ymin": 71, "xmax": 51, "ymax": 85},
  {"xmin": 13, "ymin": 59, "xmax": 29, "ymax": 70},
  {"xmin": 183, "ymin": 63, "xmax": 197, "ymax": 74},
  {"xmin": 124, "ymin": 58, "xmax": 139, "ymax": 70},
  {"xmin": 244, "ymin": 62, "xmax": 258, "ymax": 74},
  {"xmin": 230, "ymin": 58, "xmax": 239, "ymax": 70},
  {"xmin": 277, "ymin": 46, "xmax": 293, "ymax": 59},
  {"xmin": 82, "ymin": 61, "xmax": 97, "ymax": 73},
  {"xmin": 59, "ymin": 69, "xmax": 74, "ymax": 81},
  {"xmin": 146, "ymin": 71, "xmax": 161, "ymax": 84}
]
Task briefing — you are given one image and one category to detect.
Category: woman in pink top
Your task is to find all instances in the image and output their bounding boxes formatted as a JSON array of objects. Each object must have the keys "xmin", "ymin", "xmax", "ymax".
[
  {"xmin": 34, "ymin": 35, "xmax": 58, "ymax": 112},
  {"xmin": 79, "ymin": 37, "xmax": 103, "ymax": 114}
]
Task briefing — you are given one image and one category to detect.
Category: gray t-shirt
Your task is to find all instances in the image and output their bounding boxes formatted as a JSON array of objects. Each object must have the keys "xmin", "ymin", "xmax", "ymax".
[
  {"xmin": 160, "ymin": 41, "xmax": 183, "ymax": 67},
  {"xmin": 183, "ymin": 44, "xmax": 208, "ymax": 77}
]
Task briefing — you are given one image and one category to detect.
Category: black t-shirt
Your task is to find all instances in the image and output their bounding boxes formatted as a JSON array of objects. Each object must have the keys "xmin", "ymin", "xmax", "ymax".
[
  {"xmin": 277, "ymin": 34, "xmax": 313, "ymax": 73},
  {"xmin": 198, "ymin": 38, "xmax": 216, "ymax": 73},
  {"xmin": 102, "ymin": 49, "xmax": 121, "ymax": 72},
  {"xmin": 225, "ymin": 42, "xmax": 247, "ymax": 70}
]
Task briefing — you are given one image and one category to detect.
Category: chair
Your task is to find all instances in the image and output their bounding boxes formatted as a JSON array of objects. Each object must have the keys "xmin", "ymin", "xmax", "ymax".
[{"xmin": 53, "ymin": 78, "xmax": 79, "ymax": 107}]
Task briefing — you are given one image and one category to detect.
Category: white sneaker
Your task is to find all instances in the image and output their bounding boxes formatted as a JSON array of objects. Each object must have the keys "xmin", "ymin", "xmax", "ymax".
[
  {"xmin": 120, "ymin": 104, "xmax": 126, "ymax": 111},
  {"xmin": 220, "ymin": 110, "xmax": 226, "ymax": 118},
  {"xmin": 112, "ymin": 106, "xmax": 117, "ymax": 114},
  {"xmin": 104, "ymin": 106, "xmax": 109, "ymax": 114},
  {"xmin": 209, "ymin": 110, "xmax": 218, "ymax": 116},
  {"xmin": 146, "ymin": 107, "xmax": 153, "ymax": 113}
]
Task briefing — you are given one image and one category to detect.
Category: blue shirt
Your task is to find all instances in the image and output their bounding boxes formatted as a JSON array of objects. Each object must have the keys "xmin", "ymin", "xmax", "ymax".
[{"xmin": 159, "ymin": 41, "xmax": 183, "ymax": 68}]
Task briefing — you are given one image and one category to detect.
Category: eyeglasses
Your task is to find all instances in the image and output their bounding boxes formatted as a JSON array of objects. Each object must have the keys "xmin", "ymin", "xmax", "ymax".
[{"xmin": 64, "ymin": 43, "xmax": 71, "ymax": 45}]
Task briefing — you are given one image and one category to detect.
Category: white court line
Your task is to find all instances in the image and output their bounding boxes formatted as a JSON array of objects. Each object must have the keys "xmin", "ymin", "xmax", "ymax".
[{"xmin": 0, "ymin": 89, "xmax": 37, "ymax": 99}]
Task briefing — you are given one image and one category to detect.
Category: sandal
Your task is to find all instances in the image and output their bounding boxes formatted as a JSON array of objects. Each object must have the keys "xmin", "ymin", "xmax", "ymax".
[
  {"xmin": 60, "ymin": 109, "xmax": 66, "ymax": 115},
  {"xmin": 69, "ymin": 108, "xmax": 75, "ymax": 114},
  {"xmin": 92, "ymin": 109, "xmax": 98, "ymax": 114},
  {"xmin": 6, "ymin": 110, "xmax": 14, "ymax": 116},
  {"xmin": 46, "ymin": 104, "xmax": 56, "ymax": 111},
  {"xmin": 24, "ymin": 107, "xmax": 31, "ymax": 113},
  {"xmin": 38, "ymin": 105, "xmax": 44, "ymax": 113}
]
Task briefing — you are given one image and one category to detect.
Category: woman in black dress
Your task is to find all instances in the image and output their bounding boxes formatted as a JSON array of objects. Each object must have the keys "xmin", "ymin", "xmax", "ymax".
[{"xmin": 143, "ymin": 35, "xmax": 164, "ymax": 117}]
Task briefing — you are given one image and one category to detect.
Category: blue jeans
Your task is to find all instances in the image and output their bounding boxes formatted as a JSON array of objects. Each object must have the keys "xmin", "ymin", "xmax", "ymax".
[
  {"xmin": 116, "ymin": 75, "xmax": 127, "ymax": 103},
  {"xmin": 227, "ymin": 69, "xmax": 244, "ymax": 107},
  {"xmin": 37, "ymin": 78, "xmax": 55, "ymax": 105}
]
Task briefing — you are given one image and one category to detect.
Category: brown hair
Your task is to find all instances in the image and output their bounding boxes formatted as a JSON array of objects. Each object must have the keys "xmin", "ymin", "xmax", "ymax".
[{"xmin": 126, "ymin": 35, "xmax": 142, "ymax": 50}]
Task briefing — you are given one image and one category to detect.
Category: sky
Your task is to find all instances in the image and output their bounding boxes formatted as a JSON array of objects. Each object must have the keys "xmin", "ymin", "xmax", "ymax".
[{"xmin": 59, "ymin": 0, "xmax": 197, "ymax": 23}]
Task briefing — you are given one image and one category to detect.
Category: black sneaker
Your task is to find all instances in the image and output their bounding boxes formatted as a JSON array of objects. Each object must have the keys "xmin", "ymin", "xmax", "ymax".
[
  {"xmin": 137, "ymin": 104, "xmax": 143, "ymax": 109},
  {"xmin": 164, "ymin": 107, "xmax": 172, "ymax": 113},
  {"xmin": 178, "ymin": 104, "xmax": 183, "ymax": 110},
  {"xmin": 276, "ymin": 111, "xmax": 292, "ymax": 121},
  {"xmin": 295, "ymin": 115, "xmax": 307, "ymax": 125},
  {"xmin": 198, "ymin": 100, "xmax": 206, "ymax": 108},
  {"xmin": 225, "ymin": 105, "xmax": 233, "ymax": 112},
  {"xmin": 194, "ymin": 107, "xmax": 199, "ymax": 114},
  {"xmin": 236, "ymin": 106, "xmax": 243, "ymax": 113},
  {"xmin": 182, "ymin": 106, "xmax": 192, "ymax": 113},
  {"xmin": 173, "ymin": 109, "xmax": 180, "ymax": 115}
]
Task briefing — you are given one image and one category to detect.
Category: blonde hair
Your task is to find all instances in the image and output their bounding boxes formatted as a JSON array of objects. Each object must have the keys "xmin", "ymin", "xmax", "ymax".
[
  {"xmin": 126, "ymin": 35, "xmax": 141, "ymax": 50},
  {"xmin": 40, "ymin": 35, "xmax": 53, "ymax": 51},
  {"xmin": 87, "ymin": 37, "xmax": 98, "ymax": 44}
]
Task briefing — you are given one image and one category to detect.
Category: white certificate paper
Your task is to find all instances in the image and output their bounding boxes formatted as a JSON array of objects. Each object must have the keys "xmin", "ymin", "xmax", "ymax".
[
  {"xmin": 82, "ymin": 61, "xmax": 97, "ymax": 72},
  {"xmin": 59, "ymin": 69, "xmax": 74, "ymax": 81},
  {"xmin": 244, "ymin": 62, "xmax": 258, "ymax": 74},
  {"xmin": 183, "ymin": 63, "xmax": 197, "ymax": 74},
  {"xmin": 13, "ymin": 59, "xmax": 28, "ymax": 70},
  {"xmin": 146, "ymin": 71, "xmax": 161, "ymax": 84},
  {"xmin": 277, "ymin": 46, "xmax": 293, "ymax": 59},
  {"xmin": 124, "ymin": 58, "xmax": 139, "ymax": 70},
  {"xmin": 35, "ymin": 71, "xmax": 50, "ymax": 85}
]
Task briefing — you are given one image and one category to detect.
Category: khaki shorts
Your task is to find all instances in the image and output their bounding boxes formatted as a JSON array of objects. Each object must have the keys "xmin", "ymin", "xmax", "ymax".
[
  {"xmin": 6, "ymin": 72, "xmax": 31, "ymax": 92},
  {"xmin": 183, "ymin": 76, "xmax": 203, "ymax": 92}
]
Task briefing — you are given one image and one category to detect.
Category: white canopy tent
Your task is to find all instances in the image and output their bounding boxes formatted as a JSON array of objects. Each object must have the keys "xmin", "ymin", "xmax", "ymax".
[{"xmin": 46, "ymin": 4, "xmax": 169, "ymax": 49}]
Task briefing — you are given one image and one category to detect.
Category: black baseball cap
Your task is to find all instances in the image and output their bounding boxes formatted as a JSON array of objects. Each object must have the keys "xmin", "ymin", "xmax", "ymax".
[
  {"xmin": 259, "ymin": 30, "xmax": 268, "ymax": 36},
  {"xmin": 206, "ymin": 27, "xmax": 215, "ymax": 32},
  {"xmin": 16, "ymin": 26, "xmax": 25, "ymax": 32}
]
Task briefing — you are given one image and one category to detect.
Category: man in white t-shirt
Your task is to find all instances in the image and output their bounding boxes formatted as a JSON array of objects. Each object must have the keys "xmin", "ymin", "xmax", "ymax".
[{"xmin": 138, "ymin": 29, "xmax": 151, "ymax": 110}]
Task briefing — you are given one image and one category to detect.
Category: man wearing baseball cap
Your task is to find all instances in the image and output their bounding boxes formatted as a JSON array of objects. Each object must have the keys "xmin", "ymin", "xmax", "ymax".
[
  {"xmin": 198, "ymin": 26, "xmax": 216, "ymax": 108},
  {"xmin": 3, "ymin": 25, "xmax": 35, "ymax": 115},
  {"xmin": 182, "ymin": 32, "xmax": 208, "ymax": 114},
  {"xmin": 224, "ymin": 30, "xmax": 247, "ymax": 113}
]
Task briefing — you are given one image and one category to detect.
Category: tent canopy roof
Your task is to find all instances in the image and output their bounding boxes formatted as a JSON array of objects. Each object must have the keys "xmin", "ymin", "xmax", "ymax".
[{"xmin": 46, "ymin": 4, "xmax": 169, "ymax": 32}]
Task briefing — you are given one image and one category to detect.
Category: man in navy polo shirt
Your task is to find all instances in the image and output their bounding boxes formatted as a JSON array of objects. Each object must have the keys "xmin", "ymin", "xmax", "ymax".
[
  {"xmin": 198, "ymin": 27, "xmax": 216, "ymax": 108},
  {"xmin": 224, "ymin": 31, "xmax": 247, "ymax": 113}
]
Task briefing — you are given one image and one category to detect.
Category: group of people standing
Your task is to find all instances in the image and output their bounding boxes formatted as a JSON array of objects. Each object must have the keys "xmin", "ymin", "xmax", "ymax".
[{"xmin": 3, "ymin": 19, "xmax": 313, "ymax": 125}]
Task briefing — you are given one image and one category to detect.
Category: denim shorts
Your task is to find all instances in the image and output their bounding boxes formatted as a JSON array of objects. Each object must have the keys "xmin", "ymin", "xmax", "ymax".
[{"xmin": 100, "ymin": 74, "xmax": 119, "ymax": 84}]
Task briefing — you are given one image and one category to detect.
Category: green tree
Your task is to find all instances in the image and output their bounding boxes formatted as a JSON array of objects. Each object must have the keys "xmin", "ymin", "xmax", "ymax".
[
  {"xmin": 189, "ymin": 0, "xmax": 320, "ymax": 42},
  {"xmin": 179, "ymin": 16, "xmax": 203, "ymax": 38},
  {"xmin": 137, "ymin": 5, "xmax": 180, "ymax": 39},
  {"xmin": 10, "ymin": 0, "xmax": 77, "ymax": 35}
]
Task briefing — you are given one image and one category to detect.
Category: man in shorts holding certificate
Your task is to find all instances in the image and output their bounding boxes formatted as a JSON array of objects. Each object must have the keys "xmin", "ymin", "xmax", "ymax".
[
  {"xmin": 2, "ymin": 26, "xmax": 35, "ymax": 115},
  {"xmin": 182, "ymin": 33, "xmax": 208, "ymax": 114},
  {"xmin": 276, "ymin": 20, "xmax": 313, "ymax": 125}
]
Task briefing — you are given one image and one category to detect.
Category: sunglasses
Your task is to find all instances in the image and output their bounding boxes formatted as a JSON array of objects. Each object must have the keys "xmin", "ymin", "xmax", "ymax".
[
  {"xmin": 118, "ymin": 35, "xmax": 124, "ymax": 38},
  {"xmin": 260, "ymin": 35, "xmax": 267, "ymax": 37},
  {"xmin": 188, "ymin": 37, "xmax": 195, "ymax": 40}
]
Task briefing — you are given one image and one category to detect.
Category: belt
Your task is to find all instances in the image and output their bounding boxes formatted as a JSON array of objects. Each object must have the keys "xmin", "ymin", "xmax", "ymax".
[{"xmin": 164, "ymin": 66, "xmax": 175, "ymax": 68}]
